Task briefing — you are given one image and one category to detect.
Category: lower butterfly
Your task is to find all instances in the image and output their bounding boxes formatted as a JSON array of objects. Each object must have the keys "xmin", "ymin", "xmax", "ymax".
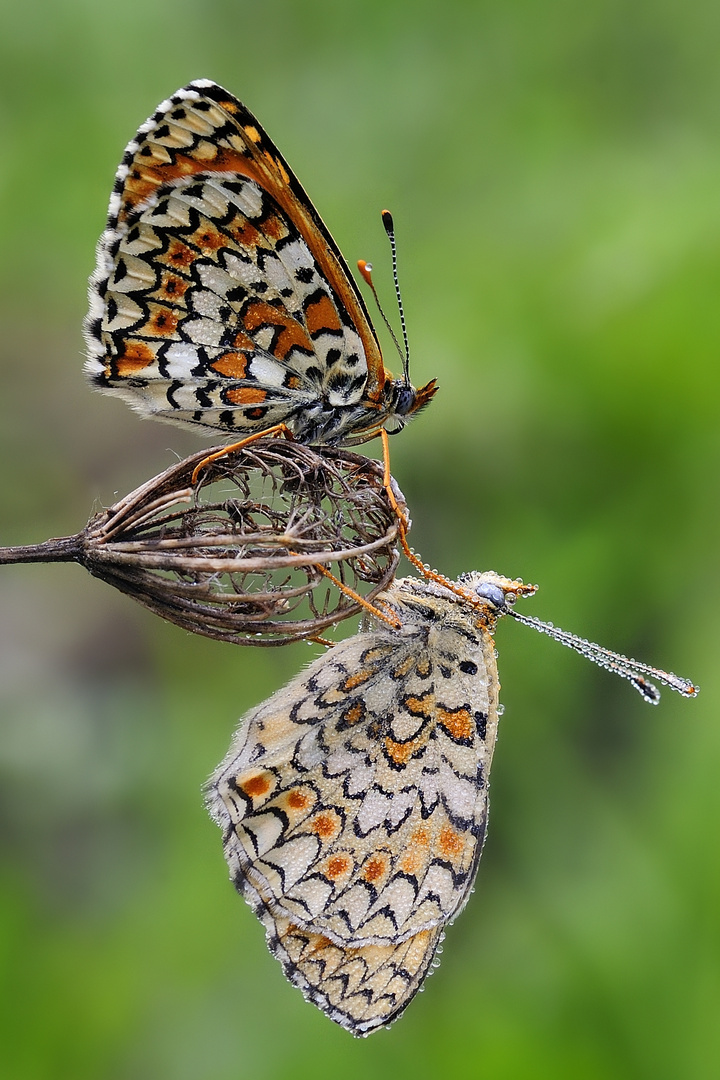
[
  {"xmin": 207, "ymin": 571, "xmax": 697, "ymax": 1036},
  {"xmin": 84, "ymin": 80, "xmax": 437, "ymax": 445}
]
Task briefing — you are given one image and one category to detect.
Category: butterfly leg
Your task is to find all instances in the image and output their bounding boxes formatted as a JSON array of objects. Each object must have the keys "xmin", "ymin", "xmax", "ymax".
[
  {"xmin": 311, "ymin": 561, "xmax": 401, "ymax": 630},
  {"xmin": 380, "ymin": 429, "xmax": 446, "ymax": 582},
  {"xmin": 190, "ymin": 424, "xmax": 294, "ymax": 484},
  {"xmin": 306, "ymin": 634, "xmax": 336, "ymax": 648},
  {"xmin": 380, "ymin": 431, "xmax": 530, "ymax": 610}
]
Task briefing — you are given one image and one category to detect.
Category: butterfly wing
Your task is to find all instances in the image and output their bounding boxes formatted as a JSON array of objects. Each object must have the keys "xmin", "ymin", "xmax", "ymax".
[
  {"xmin": 84, "ymin": 81, "xmax": 390, "ymax": 440},
  {"xmin": 263, "ymin": 915, "xmax": 443, "ymax": 1037},
  {"xmin": 207, "ymin": 581, "xmax": 501, "ymax": 1032}
]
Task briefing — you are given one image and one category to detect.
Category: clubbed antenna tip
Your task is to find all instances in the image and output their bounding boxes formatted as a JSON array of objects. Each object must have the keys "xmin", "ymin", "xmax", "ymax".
[{"xmin": 357, "ymin": 210, "xmax": 411, "ymax": 383}]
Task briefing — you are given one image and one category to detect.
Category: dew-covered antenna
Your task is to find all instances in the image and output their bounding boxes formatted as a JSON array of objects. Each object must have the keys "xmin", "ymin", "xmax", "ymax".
[
  {"xmin": 358, "ymin": 209, "xmax": 411, "ymax": 385},
  {"xmin": 507, "ymin": 607, "xmax": 699, "ymax": 704}
]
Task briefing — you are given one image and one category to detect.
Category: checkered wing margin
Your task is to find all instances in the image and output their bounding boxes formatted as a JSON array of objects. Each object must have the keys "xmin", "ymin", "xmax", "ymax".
[
  {"xmin": 85, "ymin": 81, "xmax": 437, "ymax": 444},
  {"xmin": 207, "ymin": 574, "xmax": 504, "ymax": 1035}
]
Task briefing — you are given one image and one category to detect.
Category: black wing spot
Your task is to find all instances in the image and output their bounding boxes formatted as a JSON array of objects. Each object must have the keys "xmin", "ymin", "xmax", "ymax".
[
  {"xmin": 183, "ymin": 181, "xmax": 209, "ymax": 199},
  {"xmin": 474, "ymin": 712, "xmax": 488, "ymax": 740},
  {"xmin": 226, "ymin": 285, "xmax": 248, "ymax": 304}
]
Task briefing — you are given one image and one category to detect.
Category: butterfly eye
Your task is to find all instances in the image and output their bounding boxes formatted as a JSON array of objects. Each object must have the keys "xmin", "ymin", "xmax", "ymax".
[
  {"xmin": 473, "ymin": 582, "xmax": 507, "ymax": 610},
  {"xmin": 394, "ymin": 384, "xmax": 417, "ymax": 416}
]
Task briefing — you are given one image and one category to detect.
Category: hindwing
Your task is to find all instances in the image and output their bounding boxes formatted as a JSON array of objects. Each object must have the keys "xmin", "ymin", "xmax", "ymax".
[{"xmin": 208, "ymin": 576, "xmax": 503, "ymax": 1035}]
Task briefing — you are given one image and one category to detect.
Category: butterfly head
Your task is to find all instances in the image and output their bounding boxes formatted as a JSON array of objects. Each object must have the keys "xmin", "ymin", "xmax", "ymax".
[
  {"xmin": 457, "ymin": 571, "xmax": 539, "ymax": 613},
  {"xmin": 383, "ymin": 376, "xmax": 439, "ymax": 434},
  {"xmin": 357, "ymin": 232, "xmax": 438, "ymax": 436}
]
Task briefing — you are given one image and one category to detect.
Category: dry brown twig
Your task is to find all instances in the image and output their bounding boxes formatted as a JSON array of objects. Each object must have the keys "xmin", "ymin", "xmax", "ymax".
[{"xmin": 0, "ymin": 440, "xmax": 406, "ymax": 645}]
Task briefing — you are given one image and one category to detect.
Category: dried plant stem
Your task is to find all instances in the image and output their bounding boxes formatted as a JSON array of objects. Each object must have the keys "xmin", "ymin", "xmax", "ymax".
[
  {"xmin": 0, "ymin": 440, "xmax": 406, "ymax": 645},
  {"xmin": 0, "ymin": 536, "xmax": 85, "ymax": 565}
]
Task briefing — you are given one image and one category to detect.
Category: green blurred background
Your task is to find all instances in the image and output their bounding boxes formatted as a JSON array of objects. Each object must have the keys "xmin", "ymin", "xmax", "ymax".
[{"xmin": 0, "ymin": 1, "xmax": 717, "ymax": 1077}]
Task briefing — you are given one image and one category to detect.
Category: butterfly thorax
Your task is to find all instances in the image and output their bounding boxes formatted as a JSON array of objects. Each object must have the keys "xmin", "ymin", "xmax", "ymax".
[
  {"xmin": 290, "ymin": 375, "xmax": 429, "ymax": 445},
  {"xmin": 377, "ymin": 571, "xmax": 522, "ymax": 633}
]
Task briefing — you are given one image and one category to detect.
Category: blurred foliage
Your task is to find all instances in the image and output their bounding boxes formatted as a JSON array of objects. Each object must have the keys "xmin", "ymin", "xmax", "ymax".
[{"xmin": 0, "ymin": 1, "xmax": 718, "ymax": 1077}]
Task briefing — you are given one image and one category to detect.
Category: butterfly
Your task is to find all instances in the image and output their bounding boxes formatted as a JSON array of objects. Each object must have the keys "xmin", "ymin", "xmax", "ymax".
[
  {"xmin": 84, "ymin": 80, "xmax": 437, "ymax": 445},
  {"xmin": 206, "ymin": 571, "xmax": 697, "ymax": 1036}
]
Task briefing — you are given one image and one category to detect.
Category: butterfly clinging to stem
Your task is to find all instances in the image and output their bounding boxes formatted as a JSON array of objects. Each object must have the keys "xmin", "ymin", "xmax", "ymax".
[
  {"xmin": 207, "ymin": 571, "xmax": 697, "ymax": 1036},
  {"xmin": 84, "ymin": 80, "xmax": 437, "ymax": 446}
]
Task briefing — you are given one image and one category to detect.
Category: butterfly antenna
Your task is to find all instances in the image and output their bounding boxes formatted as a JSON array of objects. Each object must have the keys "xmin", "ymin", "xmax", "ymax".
[
  {"xmin": 382, "ymin": 211, "xmax": 411, "ymax": 384},
  {"xmin": 507, "ymin": 608, "xmax": 699, "ymax": 704},
  {"xmin": 357, "ymin": 209, "xmax": 411, "ymax": 384}
]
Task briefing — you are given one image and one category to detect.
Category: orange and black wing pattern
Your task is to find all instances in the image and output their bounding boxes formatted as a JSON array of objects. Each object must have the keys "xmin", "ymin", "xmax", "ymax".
[{"xmin": 85, "ymin": 80, "xmax": 436, "ymax": 443}]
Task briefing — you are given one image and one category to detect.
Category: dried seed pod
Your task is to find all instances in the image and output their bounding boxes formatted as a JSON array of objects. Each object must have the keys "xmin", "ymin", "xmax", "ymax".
[{"xmin": 1, "ymin": 440, "xmax": 406, "ymax": 645}]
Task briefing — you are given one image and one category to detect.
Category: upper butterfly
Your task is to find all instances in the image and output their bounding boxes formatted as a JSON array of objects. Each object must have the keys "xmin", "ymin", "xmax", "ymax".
[{"xmin": 84, "ymin": 80, "xmax": 437, "ymax": 445}]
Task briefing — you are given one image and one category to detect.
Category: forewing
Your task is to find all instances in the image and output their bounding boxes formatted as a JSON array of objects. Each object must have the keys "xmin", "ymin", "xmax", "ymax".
[{"xmin": 85, "ymin": 81, "xmax": 386, "ymax": 433}]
